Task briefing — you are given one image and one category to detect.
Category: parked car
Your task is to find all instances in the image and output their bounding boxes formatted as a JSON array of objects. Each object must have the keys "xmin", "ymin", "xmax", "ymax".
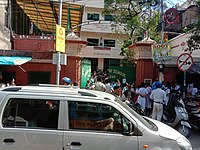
[{"xmin": 0, "ymin": 85, "xmax": 192, "ymax": 150}]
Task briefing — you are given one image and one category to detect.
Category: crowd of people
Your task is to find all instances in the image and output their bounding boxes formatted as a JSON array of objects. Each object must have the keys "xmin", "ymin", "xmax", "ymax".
[{"xmin": 82, "ymin": 71, "xmax": 199, "ymax": 122}]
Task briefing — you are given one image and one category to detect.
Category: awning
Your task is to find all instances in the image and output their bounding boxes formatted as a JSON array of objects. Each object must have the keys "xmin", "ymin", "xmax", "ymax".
[
  {"xmin": 187, "ymin": 63, "xmax": 200, "ymax": 74},
  {"xmin": 0, "ymin": 56, "xmax": 32, "ymax": 65},
  {"xmin": 16, "ymin": 0, "xmax": 84, "ymax": 35}
]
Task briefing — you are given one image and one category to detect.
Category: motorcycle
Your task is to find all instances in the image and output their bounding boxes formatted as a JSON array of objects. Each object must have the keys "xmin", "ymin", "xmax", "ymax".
[
  {"xmin": 162, "ymin": 93, "xmax": 192, "ymax": 138},
  {"xmin": 185, "ymin": 96, "xmax": 200, "ymax": 131}
]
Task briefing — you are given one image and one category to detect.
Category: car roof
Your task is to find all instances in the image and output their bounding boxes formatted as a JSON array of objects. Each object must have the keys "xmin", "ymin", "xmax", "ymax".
[{"xmin": 0, "ymin": 84, "xmax": 115, "ymax": 101}]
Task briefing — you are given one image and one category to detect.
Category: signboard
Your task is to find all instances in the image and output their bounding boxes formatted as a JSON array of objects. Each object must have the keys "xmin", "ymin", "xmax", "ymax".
[
  {"xmin": 56, "ymin": 24, "xmax": 65, "ymax": 53},
  {"xmin": 107, "ymin": 66, "xmax": 136, "ymax": 84},
  {"xmin": 52, "ymin": 53, "xmax": 67, "ymax": 65},
  {"xmin": 152, "ymin": 43, "xmax": 171, "ymax": 62},
  {"xmin": 177, "ymin": 53, "xmax": 194, "ymax": 72}
]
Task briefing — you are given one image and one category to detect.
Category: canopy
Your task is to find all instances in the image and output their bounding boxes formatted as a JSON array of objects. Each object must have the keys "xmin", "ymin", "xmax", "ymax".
[
  {"xmin": 16, "ymin": 0, "xmax": 84, "ymax": 34},
  {"xmin": 0, "ymin": 56, "xmax": 32, "ymax": 65},
  {"xmin": 187, "ymin": 63, "xmax": 200, "ymax": 74}
]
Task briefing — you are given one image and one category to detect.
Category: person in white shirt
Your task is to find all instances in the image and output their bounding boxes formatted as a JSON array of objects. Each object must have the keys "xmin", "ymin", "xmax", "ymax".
[
  {"xmin": 137, "ymin": 83, "xmax": 148, "ymax": 110},
  {"xmin": 104, "ymin": 78, "xmax": 113, "ymax": 93},
  {"xmin": 94, "ymin": 76, "xmax": 106, "ymax": 92},
  {"xmin": 187, "ymin": 83, "xmax": 198, "ymax": 96},
  {"xmin": 150, "ymin": 82, "xmax": 167, "ymax": 121}
]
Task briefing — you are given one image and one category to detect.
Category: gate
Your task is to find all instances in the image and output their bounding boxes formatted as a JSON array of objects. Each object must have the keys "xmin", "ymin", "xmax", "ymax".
[
  {"xmin": 107, "ymin": 66, "xmax": 136, "ymax": 84},
  {"xmin": 81, "ymin": 59, "xmax": 91, "ymax": 88}
]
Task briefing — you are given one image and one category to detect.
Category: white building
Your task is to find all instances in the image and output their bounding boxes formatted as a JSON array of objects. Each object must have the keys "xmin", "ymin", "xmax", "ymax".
[
  {"xmin": 176, "ymin": 0, "xmax": 196, "ymax": 10},
  {"xmin": 74, "ymin": 0, "xmax": 127, "ymax": 71}
]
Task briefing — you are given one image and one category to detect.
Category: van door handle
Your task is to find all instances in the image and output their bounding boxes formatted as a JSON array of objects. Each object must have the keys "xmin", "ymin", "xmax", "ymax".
[
  {"xmin": 71, "ymin": 142, "xmax": 82, "ymax": 146},
  {"xmin": 3, "ymin": 138, "xmax": 15, "ymax": 143}
]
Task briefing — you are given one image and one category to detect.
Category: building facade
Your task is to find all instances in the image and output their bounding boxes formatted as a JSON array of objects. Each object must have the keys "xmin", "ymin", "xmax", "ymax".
[
  {"xmin": 75, "ymin": 0, "xmax": 126, "ymax": 72},
  {"xmin": 0, "ymin": 0, "xmax": 88, "ymax": 86}
]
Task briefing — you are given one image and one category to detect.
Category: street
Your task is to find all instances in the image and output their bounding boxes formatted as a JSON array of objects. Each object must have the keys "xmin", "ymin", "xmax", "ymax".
[{"xmin": 188, "ymin": 130, "xmax": 200, "ymax": 150}]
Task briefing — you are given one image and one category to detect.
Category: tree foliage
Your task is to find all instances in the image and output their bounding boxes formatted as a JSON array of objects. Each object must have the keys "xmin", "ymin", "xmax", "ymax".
[{"xmin": 103, "ymin": 0, "xmax": 161, "ymax": 64}]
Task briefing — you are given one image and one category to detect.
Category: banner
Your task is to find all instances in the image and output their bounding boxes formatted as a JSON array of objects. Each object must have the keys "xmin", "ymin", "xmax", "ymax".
[
  {"xmin": 56, "ymin": 24, "xmax": 65, "ymax": 53},
  {"xmin": 152, "ymin": 43, "xmax": 171, "ymax": 62}
]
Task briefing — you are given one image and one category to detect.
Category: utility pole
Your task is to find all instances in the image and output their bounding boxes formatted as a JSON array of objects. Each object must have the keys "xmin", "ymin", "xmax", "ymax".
[
  {"xmin": 159, "ymin": 0, "xmax": 164, "ymax": 83},
  {"xmin": 161, "ymin": 0, "xmax": 164, "ymax": 43},
  {"xmin": 56, "ymin": 0, "xmax": 63, "ymax": 85}
]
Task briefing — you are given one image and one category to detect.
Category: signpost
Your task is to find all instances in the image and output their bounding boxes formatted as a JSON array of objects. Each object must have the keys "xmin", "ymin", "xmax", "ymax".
[
  {"xmin": 177, "ymin": 53, "xmax": 194, "ymax": 99},
  {"xmin": 55, "ymin": 0, "xmax": 63, "ymax": 85},
  {"xmin": 152, "ymin": 43, "xmax": 171, "ymax": 82},
  {"xmin": 177, "ymin": 53, "xmax": 194, "ymax": 72}
]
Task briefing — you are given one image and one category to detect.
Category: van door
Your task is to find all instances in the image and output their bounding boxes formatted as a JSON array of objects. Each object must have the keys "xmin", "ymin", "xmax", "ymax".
[
  {"xmin": 0, "ymin": 96, "xmax": 63, "ymax": 150},
  {"xmin": 63, "ymin": 100, "xmax": 138, "ymax": 150}
]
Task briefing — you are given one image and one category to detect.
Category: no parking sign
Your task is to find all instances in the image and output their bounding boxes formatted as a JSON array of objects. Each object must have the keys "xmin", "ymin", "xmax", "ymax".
[{"xmin": 177, "ymin": 53, "xmax": 194, "ymax": 72}]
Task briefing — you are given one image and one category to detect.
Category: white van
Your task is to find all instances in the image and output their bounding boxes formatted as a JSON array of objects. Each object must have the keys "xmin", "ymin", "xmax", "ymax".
[{"xmin": 0, "ymin": 85, "xmax": 192, "ymax": 150}]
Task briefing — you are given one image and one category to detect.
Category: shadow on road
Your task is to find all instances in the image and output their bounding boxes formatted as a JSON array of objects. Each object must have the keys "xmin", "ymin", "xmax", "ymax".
[{"xmin": 188, "ymin": 130, "xmax": 200, "ymax": 150}]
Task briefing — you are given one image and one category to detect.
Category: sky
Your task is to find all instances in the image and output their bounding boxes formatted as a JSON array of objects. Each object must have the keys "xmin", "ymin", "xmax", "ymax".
[{"xmin": 165, "ymin": 0, "xmax": 186, "ymax": 7}]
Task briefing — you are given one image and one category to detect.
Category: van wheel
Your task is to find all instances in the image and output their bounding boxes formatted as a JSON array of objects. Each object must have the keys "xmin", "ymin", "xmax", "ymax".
[{"xmin": 176, "ymin": 125, "xmax": 191, "ymax": 138}]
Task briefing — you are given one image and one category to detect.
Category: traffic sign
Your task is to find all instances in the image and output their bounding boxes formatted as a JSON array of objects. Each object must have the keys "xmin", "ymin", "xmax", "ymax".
[{"xmin": 177, "ymin": 53, "xmax": 194, "ymax": 72}]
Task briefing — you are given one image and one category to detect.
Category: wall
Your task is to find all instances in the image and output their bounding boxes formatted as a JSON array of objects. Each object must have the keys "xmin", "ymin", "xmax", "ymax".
[
  {"xmin": 13, "ymin": 35, "xmax": 55, "ymax": 51},
  {"xmin": 1, "ymin": 56, "xmax": 81, "ymax": 86},
  {"xmin": 136, "ymin": 59, "xmax": 154, "ymax": 86}
]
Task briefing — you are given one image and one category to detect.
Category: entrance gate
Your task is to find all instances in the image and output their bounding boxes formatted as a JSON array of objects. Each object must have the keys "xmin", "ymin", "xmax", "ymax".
[{"xmin": 81, "ymin": 59, "xmax": 91, "ymax": 88}]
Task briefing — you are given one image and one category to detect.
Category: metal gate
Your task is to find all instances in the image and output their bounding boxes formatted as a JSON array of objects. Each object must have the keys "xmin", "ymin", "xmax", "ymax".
[
  {"xmin": 81, "ymin": 59, "xmax": 91, "ymax": 88},
  {"xmin": 107, "ymin": 66, "xmax": 136, "ymax": 84}
]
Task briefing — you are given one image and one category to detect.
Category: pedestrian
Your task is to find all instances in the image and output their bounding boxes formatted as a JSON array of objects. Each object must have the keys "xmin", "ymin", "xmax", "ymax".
[
  {"xmin": 150, "ymin": 81, "xmax": 167, "ymax": 121},
  {"xmin": 112, "ymin": 85, "xmax": 121, "ymax": 98},
  {"xmin": 136, "ymin": 83, "xmax": 148, "ymax": 110},
  {"xmin": 9, "ymin": 78, "xmax": 16, "ymax": 86},
  {"xmin": 94, "ymin": 76, "xmax": 106, "ymax": 92},
  {"xmin": 145, "ymin": 83, "xmax": 152, "ymax": 116},
  {"xmin": 104, "ymin": 78, "xmax": 113, "ymax": 93},
  {"xmin": 152, "ymin": 78, "xmax": 159, "ymax": 91},
  {"xmin": 122, "ymin": 82, "xmax": 128, "ymax": 94},
  {"xmin": 121, "ymin": 84, "xmax": 135, "ymax": 103},
  {"xmin": 0, "ymin": 74, "xmax": 5, "ymax": 88},
  {"xmin": 165, "ymin": 82, "xmax": 171, "ymax": 105},
  {"xmin": 187, "ymin": 83, "xmax": 198, "ymax": 96},
  {"xmin": 62, "ymin": 77, "xmax": 72, "ymax": 86},
  {"xmin": 85, "ymin": 79, "xmax": 90, "ymax": 89}
]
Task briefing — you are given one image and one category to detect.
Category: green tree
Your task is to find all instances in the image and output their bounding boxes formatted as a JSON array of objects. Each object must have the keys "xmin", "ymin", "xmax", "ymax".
[{"xmin": 103, "ymin": 0, "xmax": 161, "ymax": 64}]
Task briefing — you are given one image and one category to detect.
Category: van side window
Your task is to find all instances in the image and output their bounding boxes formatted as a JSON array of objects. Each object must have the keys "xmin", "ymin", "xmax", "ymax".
[
  {"xmin": 2, "ymin": 99, "xmax": 59, "ymax": 129},
  {"xmin": 68, "ymin": 101, "xmax": 130, "ymax": 133}
]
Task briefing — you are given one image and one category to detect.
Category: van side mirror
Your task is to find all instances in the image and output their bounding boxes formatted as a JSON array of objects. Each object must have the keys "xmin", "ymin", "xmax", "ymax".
[
  {"xmin": 122, "ymin": 121, "xmax": 143, "ymax": 136},
  {"xmin": 122, "ymin": 121, "xmax": 134, "ymax": 136}
]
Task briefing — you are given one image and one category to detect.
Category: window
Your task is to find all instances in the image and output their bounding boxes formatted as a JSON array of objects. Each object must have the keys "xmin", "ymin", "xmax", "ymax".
[
  {"xmin": 2, "ymin": 99, "xmax": 59, "ymax": 129},
  {"xmin": 104, "ymin": 39, "xmax": 115, "ymax": 47},
  {"xmin": 68, "ymin": 101, "xmax": 130, "ymax": 133},
  {"xmin": 87, "ymin": 38, "xmax": 99, "ymax": 46},
  {"xmin": 104, "ymin": 15, "xmax": 115, "ymax": 21},
  {"xmin": 87, "ymin": 13, "xmax": 99, "ymax": 21},
  {"xmin": 29, "ymin": 71, "xmax": 51, "ymax": 84},
  {"xmin": 144, "ymin": 79, "xmax": 152, "ymax": 85}
]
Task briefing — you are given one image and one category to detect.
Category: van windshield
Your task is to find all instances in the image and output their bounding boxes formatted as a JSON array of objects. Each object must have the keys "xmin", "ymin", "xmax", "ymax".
[{"xmin": 115, "ymin": 98, "xmax": 158, "ymax": 131}]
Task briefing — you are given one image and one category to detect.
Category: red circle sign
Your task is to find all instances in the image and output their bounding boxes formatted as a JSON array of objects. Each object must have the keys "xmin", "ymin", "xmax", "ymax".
[{"xmin": 177, "ymin": 53, "xmax": 194, "ymax": 72}]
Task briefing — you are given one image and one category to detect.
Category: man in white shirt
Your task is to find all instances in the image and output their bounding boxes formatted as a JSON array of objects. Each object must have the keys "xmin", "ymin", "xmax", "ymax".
[
  {"xmin": 150, "ymin": 82, "xmax": 167, "ymax": 121},
  {"xmin": 105, "ymin": 78, "xmax": 113, "ymax": 93},
  {"xmin": 94, "ymin": 76, "xmax": 106, "ymax": 92}
]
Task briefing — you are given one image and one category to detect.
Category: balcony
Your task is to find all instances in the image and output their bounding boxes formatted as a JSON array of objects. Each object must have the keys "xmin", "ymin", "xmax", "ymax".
[
  {"xmin": 80, "ymin": 21, "xmax": 126, "ymax": 34},
  {"xmin": 13, "ymin": 35, "xmax": 55, "ymax": 51}
]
